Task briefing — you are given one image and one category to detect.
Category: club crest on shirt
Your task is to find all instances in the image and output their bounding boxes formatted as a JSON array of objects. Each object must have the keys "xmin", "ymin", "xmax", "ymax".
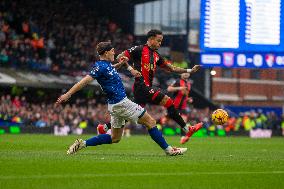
[
  {"xmin": 144, "ymin": 63, "xmax": 150, "ymax": 71},
  {"xmin": 144, "ymin": 63, "xmax": 157, "ymax": 71}
]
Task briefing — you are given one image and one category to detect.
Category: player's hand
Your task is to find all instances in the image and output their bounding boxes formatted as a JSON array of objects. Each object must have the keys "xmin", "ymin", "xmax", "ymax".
[
  {"xmin": 180, "ymin": 87, "xmax": 188, "ymax": 94},
  {"xmin": 56, "ymin": 94, "xmax": 71, "ymax": 105},
  {"xmin": 190, "ymin": 65, "xmax": 202, "ymax": 73},
  {"xmin": 180, "ymin": 86, "xmax": 187, "ymax": 92},
  {"xmin": 188, "ymin": 97, "xmax": 193, "ymax": 103},
  {"xmin": 130, "ymin": 69, "xmax": 142, "ymax": 77},
  {"xmin": 118, "ymin": 56, "xmax": 129, "ymax": 63}
]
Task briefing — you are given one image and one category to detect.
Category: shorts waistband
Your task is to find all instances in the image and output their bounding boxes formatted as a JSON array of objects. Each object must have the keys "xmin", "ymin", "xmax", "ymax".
[{"xmin": 108, "ymin": 97, "xmax": 128, "ymax": 106}]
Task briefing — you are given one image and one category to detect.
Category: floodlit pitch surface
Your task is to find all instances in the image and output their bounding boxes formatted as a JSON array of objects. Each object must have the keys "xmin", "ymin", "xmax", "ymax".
[{"xmin": 0, "ymin": 134, "xmax": 283, "ymax": 189}]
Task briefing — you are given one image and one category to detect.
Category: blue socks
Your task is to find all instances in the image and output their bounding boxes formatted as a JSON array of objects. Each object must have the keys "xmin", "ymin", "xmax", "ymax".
[
  {"xmin": 86, "ymin": 134, "xmax": 112, "ymax": 146},
  {"xmin": 148, "ymin": 127, "xmax": 169, "ymax": 150},
  {"xmin": 85, "ymin": 127, "xmax": 169, "ymax": 150}
]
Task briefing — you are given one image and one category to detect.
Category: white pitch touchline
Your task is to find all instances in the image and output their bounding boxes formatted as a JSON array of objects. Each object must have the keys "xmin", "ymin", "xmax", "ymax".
[{"xmin": 1, "ymin": 171, "xmax": 284, "ymax": 180}]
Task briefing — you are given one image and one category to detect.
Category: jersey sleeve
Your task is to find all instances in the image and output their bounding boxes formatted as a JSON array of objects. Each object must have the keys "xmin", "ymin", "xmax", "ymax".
[
  {"xmin": 89, "ymin": 65, "xmax": 103, "ymax": 79},
  {"xmin": 123, "ymin": 45, "xmax": 140, "ymax": 60}
]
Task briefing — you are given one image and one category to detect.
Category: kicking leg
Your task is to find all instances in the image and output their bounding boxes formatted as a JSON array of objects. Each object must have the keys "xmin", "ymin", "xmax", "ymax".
[
  {"xmin": 148, "ymin": 89, "xmax": 191, "ymax": 132},
  {"xmin": 160, "ymin": 95, "xmax": 188, "ymax": 130},
  {"xmin": 138, "ymin": 112, "xmax": 187, "ymax": 156},
  {"xmin": 160, "ymin": 95, "xmax": 203, "ymax": 144},
  {"xmin": 67, "ymin": 117, "xmax": 124, "ymax": 155}
]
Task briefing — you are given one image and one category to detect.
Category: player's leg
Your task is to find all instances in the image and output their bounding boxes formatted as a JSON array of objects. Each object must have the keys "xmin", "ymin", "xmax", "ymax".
[
  {"xmin": 110, "ymin": 118, "xmax": 125, "ymax": 143},
  {"xmin": 67, "ymin": 132, "xmax": 113, "ymax": 155},
  {"xmin": 138, "ymin": 112, "xmax": 187, "ymax": 156},
  {"xmin": 97, "ymin": 123, "xmax": 110, "ymax": 135},
  {"xmin": 96, "ymin": 111, "xmax": 127, "ymax": 135},
  {"xmin": 85, "ymin": 116, "xmax": 124, "ymax": 146},
  {"xmin": 67, "ymin": 116, "xmax": 123, "ymax": 155},
  {"xmin": 66, "ymin": 139, "xmax": 86, "ymax": 155},
  {"xmin": 179, "ymin": 112, "xmax": 188, "ymax": 136},
  {"xmin": 179, "ymin": 112, "xmax": 190, "ymax": 143},
  {"xmin": 138, "ymin": 112, "xmax": 169, "ymax": 150},
  {"xmin": 123, "ymin": 121, "xmax": 132, "ymax": 137},
  {"xmin": 159, "ymin": 95, "xmax": 188, "ymax": 129},
  {"xmin": 134, "ymin": 84, "xmax": 188, "ymax": 130},
  {"xmin": 144, "ymin": 88, "xmax": 190, "ymax": 131},
  {"xmin": 156, "ymin": 93, "xmax": 203, "ymax": 144},
  {"xmin": 119, "ymin": 98, "xmax": 186, "ymax": 155},
  {"xmin": 133, "ymin": 85, "xmax": 202, "ymax": 144},
  {"xmin": 97, "ymin": 120, "xmax": 128, "ymax": 135}
]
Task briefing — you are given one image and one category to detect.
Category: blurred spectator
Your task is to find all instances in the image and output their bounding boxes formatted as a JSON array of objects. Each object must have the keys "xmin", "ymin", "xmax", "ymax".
[
  {"xmin": 225, "ymin": 116, "xmax": 236, "ymax": 133},
  {"xmin": 12, "ymin": 96, "xmax": 21, "ymax": 108}
]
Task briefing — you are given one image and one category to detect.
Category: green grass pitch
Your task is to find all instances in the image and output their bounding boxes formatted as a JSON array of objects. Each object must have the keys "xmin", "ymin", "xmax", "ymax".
[{"xmin": 0, "ymin": 134, "xmax": 283, "ymax": 189}]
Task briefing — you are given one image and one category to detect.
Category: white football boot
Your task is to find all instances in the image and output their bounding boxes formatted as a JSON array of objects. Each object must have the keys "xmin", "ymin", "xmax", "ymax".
[
  {"xmin": 67, "ymin": 139, "xmax": 86, "ymax": 155},
  {"xmin": 165, "ymin": 147, "xmax": 188, "ymax": 156}
]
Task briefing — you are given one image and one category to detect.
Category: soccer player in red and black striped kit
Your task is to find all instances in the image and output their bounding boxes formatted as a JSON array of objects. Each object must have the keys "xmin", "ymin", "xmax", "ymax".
[
  {"xmin": 168, "ymin": 72, "xmax": 194, "ymax": 144},
  {"xmin": 97, "ymin": 29, "xmax": 203, "ymax": 144}
]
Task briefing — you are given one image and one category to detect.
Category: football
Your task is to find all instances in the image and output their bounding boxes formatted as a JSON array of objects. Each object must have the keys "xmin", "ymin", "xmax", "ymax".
[{"xmin": 211, "ymin": 109, "xmax": 229, "ymax": 125}]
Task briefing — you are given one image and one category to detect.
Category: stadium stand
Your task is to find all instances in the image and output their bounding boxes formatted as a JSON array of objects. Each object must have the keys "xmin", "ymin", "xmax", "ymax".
[
  {"xmin": 1, "ymin": 94, "xmax": 283, "ymax": 136},
  {"xmin": 0, "ymin": 0, "xmax": 134, "ymax": 73}
]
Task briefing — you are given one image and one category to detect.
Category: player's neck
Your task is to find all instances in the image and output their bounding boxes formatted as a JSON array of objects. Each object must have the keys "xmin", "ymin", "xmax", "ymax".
[
  {"xmin": 146, "ymin": 42, "xmax": 155, "ymax": 50},
  {"xmin": 100, "ymin": 57, "xmax": 112, "ymax": 62}
]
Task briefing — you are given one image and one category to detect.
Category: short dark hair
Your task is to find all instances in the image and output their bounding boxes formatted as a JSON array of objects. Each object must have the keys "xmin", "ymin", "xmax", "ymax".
[
  {"xmin": 147, "ymin": 29, "xmax": 163, "ymax": 39},
  {"xmin": 96, "ymin": 42, "xmax": 113, "ymax": 55}
]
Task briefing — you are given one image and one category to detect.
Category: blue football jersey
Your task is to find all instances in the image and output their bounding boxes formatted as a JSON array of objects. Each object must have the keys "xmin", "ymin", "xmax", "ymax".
[{"xmin": 89, "ymin": 60, "xmax": 127, "ymax": 104}]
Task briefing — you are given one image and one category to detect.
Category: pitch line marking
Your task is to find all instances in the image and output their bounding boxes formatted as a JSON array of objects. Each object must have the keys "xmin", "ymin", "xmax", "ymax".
[{"xmin": 0, "ymin": 171, "xmax": 284, "ymax": 180}]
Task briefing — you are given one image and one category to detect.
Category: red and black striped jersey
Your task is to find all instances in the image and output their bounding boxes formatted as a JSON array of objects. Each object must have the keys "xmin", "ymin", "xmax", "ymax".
[
  {"xmin": 124, "ymin": 44, "xmax": 170, "ymax": 87},
  {"xmin": 172, "ymin": 79, "xmax": 191, "ymax": 110}
]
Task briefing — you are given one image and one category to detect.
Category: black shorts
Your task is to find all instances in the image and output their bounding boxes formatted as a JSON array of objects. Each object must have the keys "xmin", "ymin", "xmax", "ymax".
[{"xmin": 133, "ymin": 78, "xmax": 166, "ymax": 106}]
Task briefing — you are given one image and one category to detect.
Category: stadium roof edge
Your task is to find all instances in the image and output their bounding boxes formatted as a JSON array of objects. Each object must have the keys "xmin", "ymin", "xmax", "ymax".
[{"xmin": 0, "ymin": 68, "xmax": 133, "ymax": 90}]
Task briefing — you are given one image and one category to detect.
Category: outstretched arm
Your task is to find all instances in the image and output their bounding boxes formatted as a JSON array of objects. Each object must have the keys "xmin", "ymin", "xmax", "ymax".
[
  {"xmin": 112, "ymin": 56, "xmax": 129, "ymax": 69},
  {"xmin": 162, "ymin": 64, "xmax": 202, "ymax": 74},
  {"xmin": 116, "ymin": 52, "xmax": 142, "ymax": 77},
  {"xmin": 167, "ymin": 85, "xmax": 187, "ymax": 92},
  {"xmin": 56, "ymin": 75, "xmax": 94, "ymax": 104}
]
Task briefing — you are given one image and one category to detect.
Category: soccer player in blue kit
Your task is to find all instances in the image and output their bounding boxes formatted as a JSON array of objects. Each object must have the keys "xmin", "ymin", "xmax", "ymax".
[{"xmin": 56, "ymin": 42, "xmax": 187, "ymax": 156}]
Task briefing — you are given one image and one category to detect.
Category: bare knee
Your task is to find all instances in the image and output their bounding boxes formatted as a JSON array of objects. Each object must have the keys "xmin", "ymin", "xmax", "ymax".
[
  {"xmin": 138, "ymin": 112, "xmax": 157, "ymax": 129},
  {"xmin": 144, "ymin": 117, "xmax": 156, "ymax": 129},
  {"xmin": 149, "ymin": 118, "xmax": 156, "ymax": 127}
]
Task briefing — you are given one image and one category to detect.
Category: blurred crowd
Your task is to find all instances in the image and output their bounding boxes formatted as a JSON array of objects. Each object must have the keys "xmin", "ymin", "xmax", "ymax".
[
  {"xmin": 1, "ymin": 95, "xmax": 284, "ymax": 136},
  {"xmin": 0, "ymin": 94, "xmax": 171, "ymax": 129},
  {"xmin": 0, "ymin": 94, "xmax": 107, "ymax": 129},
  {"xmin": 0, "ymin": 0, "xmax": 134, "ymax": 74}
]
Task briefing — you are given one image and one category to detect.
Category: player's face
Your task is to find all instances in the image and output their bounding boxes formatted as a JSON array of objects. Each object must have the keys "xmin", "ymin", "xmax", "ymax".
[
  {"xmin": 106, "ymin": 48, "xmax": 115, "ymax": 61},
  {"xmin": 181, "ymin": 73, "xmax": 190, "ymax": 79},
  {"xmin": 149, "ymin": 35, "xmax": 163, "ymax": 50}
]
